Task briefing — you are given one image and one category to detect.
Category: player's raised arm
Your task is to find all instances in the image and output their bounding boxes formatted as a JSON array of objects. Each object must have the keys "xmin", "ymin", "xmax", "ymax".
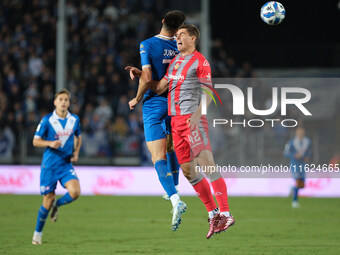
[
  {"xmin": 129, "ymin": 67, "xmax": 153, "ymax": 110},
  {"xmin": 127, "ymin": 41, "xmax": 154, "ymax": 110},
  {"xmin": 150, "ymin": 77, "xmax": 169, "ymax": 95}
]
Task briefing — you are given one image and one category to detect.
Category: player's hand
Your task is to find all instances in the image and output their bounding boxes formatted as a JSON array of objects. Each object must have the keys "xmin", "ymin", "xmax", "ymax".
[
  {"xmin": 71, "ymin": 153, "xmax": 79, "ymax": 162},
  {"xmin": 294, "ymin": 152, "xmax": 303, "ymax": 159},
  {"xmin": 49, "ymin": 140, "xmax": 61, "ymax": 149},
  {"xmin": 125, "ymin": 66, "xmax": 142, "ymax": 80},
  {"xmin": 129, "ymin": 97, "xmax": 139, "ymax": 110},
  {"xmin": 187, "ymin": 112, "xmax": 201, "ymax": 130}
]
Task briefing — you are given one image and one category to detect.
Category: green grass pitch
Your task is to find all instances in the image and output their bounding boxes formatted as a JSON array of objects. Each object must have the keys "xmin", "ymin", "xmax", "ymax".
[{"xmin": 0, "ymin": 195, "xmax": 339, "ymax": 255}]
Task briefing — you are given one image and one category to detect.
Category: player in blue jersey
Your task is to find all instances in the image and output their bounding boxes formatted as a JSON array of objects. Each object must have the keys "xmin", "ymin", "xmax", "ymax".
[
  {"xmin": 284, "ymin": 127, "xmax": 311, "ymax": 208},
  {"xmin": 32, "ymin": 89, "xmax": 82, "ymax": 244},
  {"xmin": 125, "ymin": 10, "xmax": 187, "ymax": 231}
]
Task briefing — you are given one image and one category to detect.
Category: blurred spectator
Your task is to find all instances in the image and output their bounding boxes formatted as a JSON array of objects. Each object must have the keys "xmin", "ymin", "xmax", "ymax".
[
  {"xmin": 28, "ymin": 52, "xmax": 44, "ymax": 77},
  {"xmin": 94, "ymin": 99, "xmax": 113, "ymax": 123},
  {"xmin": 0, "ymin": 0, "xmax": 280, "ymax": 164},
  {"xmin": 0, "ymin": 123, "xmax": 15, "ymax": 160},
  {"xmin": 116, "ymin": 95, "xmax": 130, "ymax": 117}
]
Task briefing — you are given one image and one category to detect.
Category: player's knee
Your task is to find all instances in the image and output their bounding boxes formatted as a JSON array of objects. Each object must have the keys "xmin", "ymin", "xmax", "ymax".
[
  {"xmin": 43, "ymin": 193, "xmax": 55, "ymax": 209},
  {"xmin": 69, "ymin": 186, "xmax": 81, "ymax": 199},
  {"xmin": 72, "ymin": 189, "xmax": 81, "ymax": 199},
  {"xmin": 182, "ymin": 171, "xmax": 191, "ymax": 180},
  {"xmin": 297, "ymin": 182, "xmax": 305, "ymax": 189},
  {"xmin": 181, "ymin": 165, "xmax": 192, "ymax": 180},
  {"xmin": 152, "ymin": 154, "xmax": 166, "ymax": 165}
]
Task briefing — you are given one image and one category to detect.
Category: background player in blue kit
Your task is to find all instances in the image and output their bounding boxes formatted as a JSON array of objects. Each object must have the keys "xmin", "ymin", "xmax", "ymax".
[
  {"xmin": 32, "ymin": 89, "xmax": 82, "ymax": 244},
  {"xmin": 125, "ymin": 10, "xmax": 187, "ymax": 231},
  {"xmin": 284, "ymin": 126, "xmax": 311, "ymax": 208}
]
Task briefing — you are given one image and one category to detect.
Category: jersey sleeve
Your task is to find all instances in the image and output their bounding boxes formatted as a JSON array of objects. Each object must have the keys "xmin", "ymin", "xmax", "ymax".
[
  {"xmin": 304, "ymin": 139, "xmax": 312, "ymax": 158},
  {"xmin": 74, "ymin": 116, "xmax": 81, "ymax": 137},
  {"xmin": 283, "ymin": 140, "xmax": 295, "ymax": 159},
  {"xmin": 34, "ymin": 117, "xmax": 48, "ymax": 139},
  {"xmin": 197, "ymin": 57, "xmax": 212, "ymax": 85},
  {"xmin": 140, "ymin": 42, "xmax": 151, "ymax": 69}
]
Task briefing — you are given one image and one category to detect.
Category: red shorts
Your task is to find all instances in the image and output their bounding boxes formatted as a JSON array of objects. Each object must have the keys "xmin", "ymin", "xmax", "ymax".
[{"xmin": 171, "ymin": 114, "xmax": 212, "ymax": 164}]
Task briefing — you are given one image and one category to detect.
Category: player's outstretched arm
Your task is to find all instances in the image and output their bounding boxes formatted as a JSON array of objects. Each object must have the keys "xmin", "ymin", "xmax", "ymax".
[
  {"xmin": 33, "ymin": 138, "xmax": 61, "ymax": 149},
  {"xmin": 71, "ymin": 135, "xmax": 82, "ymax": 162},
  {"xmin": 128, "ymin": 67, "xmax": 152, "ymax": 110},
  {"xmin": 150, "ymin": 77, "xmax": 168, "ymax": 95}
]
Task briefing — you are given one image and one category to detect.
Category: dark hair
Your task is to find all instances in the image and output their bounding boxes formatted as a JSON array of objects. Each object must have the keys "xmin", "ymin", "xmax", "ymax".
[
  {"xmin": 178, "ymin": 24, "xmax": 200, "ymax": 46},
  {"xmin": 163, "ymin": 10, "xmax": 186, "ymax": 33},
  {"xmin": 54, "ymin": 88, "xmax": 71, "ymax": 100}
]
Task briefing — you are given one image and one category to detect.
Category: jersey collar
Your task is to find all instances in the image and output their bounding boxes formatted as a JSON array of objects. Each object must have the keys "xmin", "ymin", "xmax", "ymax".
[
  {"xmin": 53, "ymin": 110, "xmax": 71, "ymax": 120},
  {"xmin": 179, "ymin": 50, "xmax": 197, "ymax": 57},
  {"xmin": 155, "ymin": 34, "xmax": 176, "ymax": 41}
]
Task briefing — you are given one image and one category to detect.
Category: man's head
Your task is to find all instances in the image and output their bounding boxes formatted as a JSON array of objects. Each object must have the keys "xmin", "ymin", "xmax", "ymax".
[
  {"xmin": 176, "ymin": 24, "xmax": 200, "ymax": 54},
  {"xmin": 54, "ymin": 89, "xmax": 71, "ymax": 112},
  {"xmin": 162, "ymin": 10, "xmax": 186, "ymax": 34},
  {"xmin": 295, "ymin": 126, "xmax": 306, "ymax": 139}
]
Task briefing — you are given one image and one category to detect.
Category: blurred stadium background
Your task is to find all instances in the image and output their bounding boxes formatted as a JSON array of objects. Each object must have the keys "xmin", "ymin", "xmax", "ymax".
[{"xmin": 1, "ymin": 0, "xmax": 339, "ymax": 167}]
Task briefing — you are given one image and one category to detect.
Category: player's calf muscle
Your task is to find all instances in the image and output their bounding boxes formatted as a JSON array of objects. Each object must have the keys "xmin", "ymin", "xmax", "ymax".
[{"xmin": 166, "ymin": 135, "xmax": 174, "ymax": 152}]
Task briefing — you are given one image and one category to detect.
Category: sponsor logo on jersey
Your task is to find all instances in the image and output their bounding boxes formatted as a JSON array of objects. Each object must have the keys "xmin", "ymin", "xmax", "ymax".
[
  {"xmin": 163, "ymin": 49, "xmax": 177, "ymax": 57},
  {"xmin": 57, "ymin": 129, "xmax": 74, "ymax": 137},
  {"xmin": 203, "ymin": 60, "xmax": 210, "ymax": 66},
  {"xmin": 169, "ymin": 74, "xmax": 184, "ymax": 81}
]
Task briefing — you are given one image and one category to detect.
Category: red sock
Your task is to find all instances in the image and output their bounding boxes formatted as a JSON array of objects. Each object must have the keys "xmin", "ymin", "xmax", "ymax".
[
  {"xmin": 211, "ymin": 178, "xmax": 230, "ymax": 212},
  {"xmin": 192, "ymin": 178, "xmax": 217, "ymax": 212}
]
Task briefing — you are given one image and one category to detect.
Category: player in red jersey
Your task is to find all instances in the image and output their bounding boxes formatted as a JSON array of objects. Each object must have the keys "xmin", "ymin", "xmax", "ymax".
[{"xmin": 152, "ymin": 24, "xmax": 235, "ymax": 239}]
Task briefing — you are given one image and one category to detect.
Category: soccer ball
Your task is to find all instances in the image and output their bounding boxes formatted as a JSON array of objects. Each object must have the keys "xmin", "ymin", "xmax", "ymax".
[{"xmin": 260, "ymin": 1, "xmax": 285, "ymax": 25}]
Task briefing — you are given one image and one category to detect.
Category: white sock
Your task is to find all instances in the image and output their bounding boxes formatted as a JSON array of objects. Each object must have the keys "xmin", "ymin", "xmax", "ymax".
[
  {"xmin": 208, "ymin": 208, "xmax": 220, "ymax": 218},
  {"xmin": 220, "ymin": 211, "xmax": 230, "ymax": 217},
  {"xmin": 34, "ymin": 231, "xmax": 42, "ymax": 236},
  {"xmin": 170, "ymin": 193, "xmax": 180, "ymax": 207}
]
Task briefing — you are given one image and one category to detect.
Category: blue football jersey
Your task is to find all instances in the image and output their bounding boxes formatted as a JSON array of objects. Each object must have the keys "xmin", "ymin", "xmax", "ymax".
[
  {"xmin": 284, "ymin": 137, "xmax": 311, "ymax": 168},
  {"xmin": 34, "ymin": 111, "xmax": 81, "ymax": 169},
  {"xmin": 140, "ymin": 34, "xmax": 178, "ymax": 102}
]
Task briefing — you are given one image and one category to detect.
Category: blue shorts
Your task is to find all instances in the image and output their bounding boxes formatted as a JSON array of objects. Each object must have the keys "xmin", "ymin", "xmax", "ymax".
[
  {"xmin": 292, "ymin": 165, "xmax": 306, "ymax": 180},
  {"xmin": 40, "ymin": 162, "xmax": 79, "ymax": 195},
  {"xmin": 292, "ymin": 172, "xmax": 305, "ymax": 180},
  {"xmin": 143, "ymin": 98, "xmax": 171, "ymax": 142}
]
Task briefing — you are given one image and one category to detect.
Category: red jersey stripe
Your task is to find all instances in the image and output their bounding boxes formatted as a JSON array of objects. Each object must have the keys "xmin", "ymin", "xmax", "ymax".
[{"xmin": 174, "ymin": 55, "xmax": 197, "ymax": 115}]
